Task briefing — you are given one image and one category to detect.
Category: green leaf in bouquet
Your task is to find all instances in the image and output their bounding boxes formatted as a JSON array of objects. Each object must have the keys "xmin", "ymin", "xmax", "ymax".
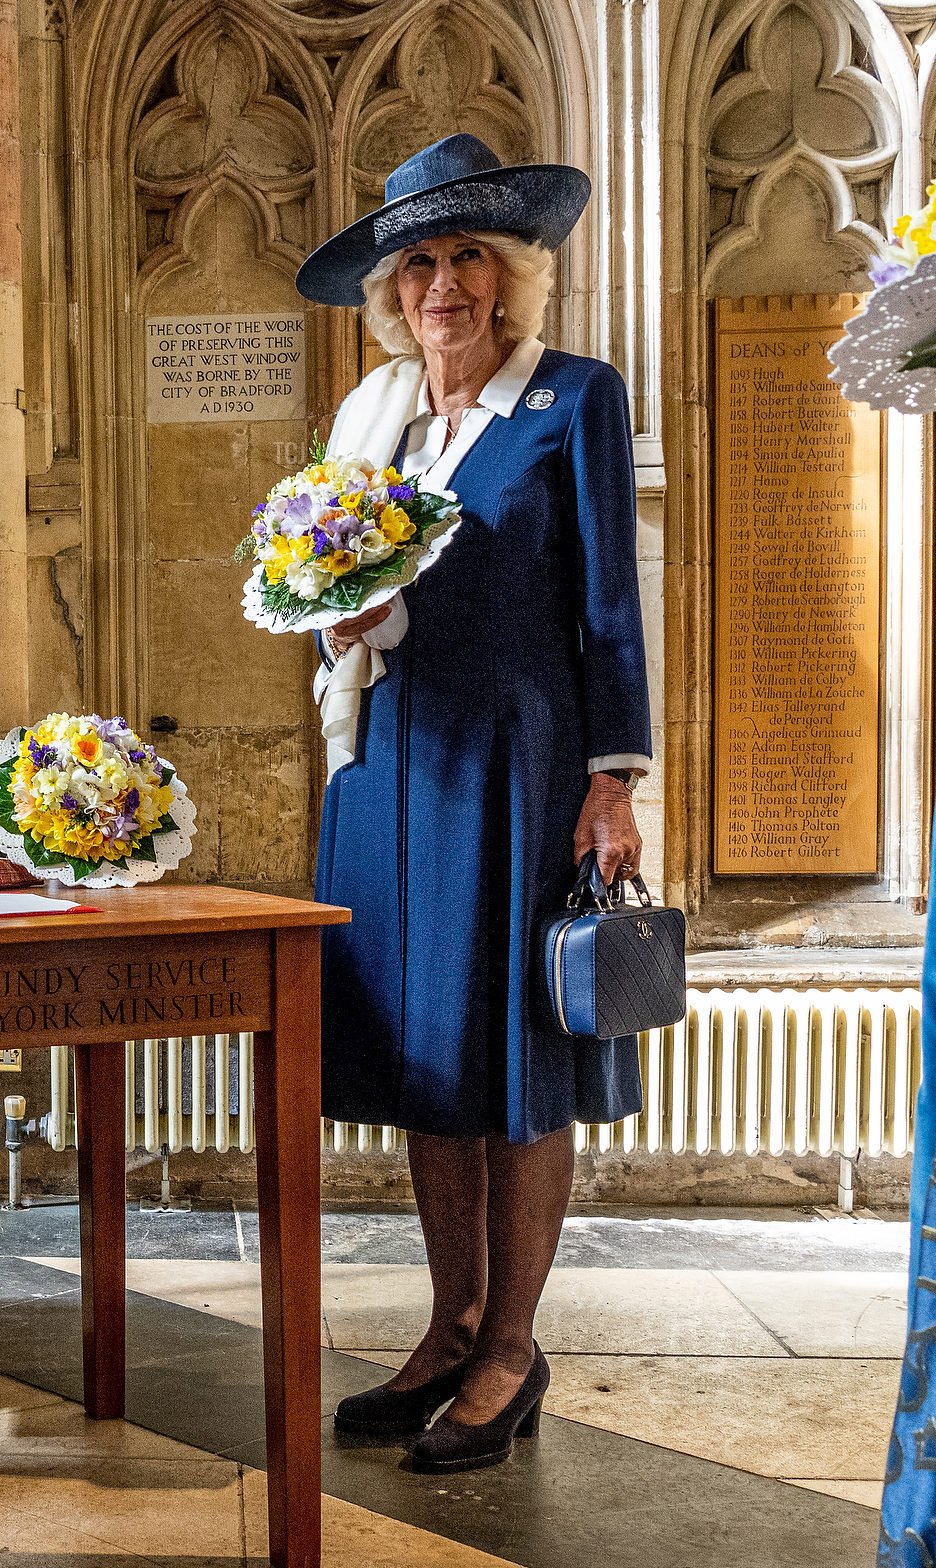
[
  {"xmin": 902, "ymin": 331, "xmax": 936, "ymax": 371},
  {"xmin": 233, "ymin": 533, "xmax": 257, "ymax": 563},
  {"xmin": 0, "ymin": 762, "xmax": 20, "ymax": 835},
  {"xmin": 151, "ymin": 813, "xmax": 179, "ymax": 836},
  {"xmin": 62, "ymin": 854, "xmax": 96, "ymax": 879},
  {"xmin": 133, "ymin": 835, "xmax": 159, "ymax": 863},
  {"xmin": 309, "ymin": 429, "xmax": 328, "ymax": 464},
  {"xmin": 318, "ymin": 575, "xmax": 368, "ymax": 613},
  {"xmin": 160, "ymin": 763, "xmax": 176, "ymax": 788},
  {"xmin": 317, "ymin": 548, "xmax": 414, "ymax": 613},
  {"xmin": 19, "ymin": 833, "xmax": 94, "ymax": 881},
  {"xmin": 261, "ymin": 576, "xmax": 309, "ymax": 625}
]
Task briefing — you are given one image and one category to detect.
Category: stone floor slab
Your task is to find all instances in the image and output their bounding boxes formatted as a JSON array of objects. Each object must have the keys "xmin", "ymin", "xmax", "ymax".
[
  {"xmin": 541, "ymin": 1351, "xmax": 898, "ymax": 1478},
  {"xmin": 323, "ymin": 1265, "xmax": 788, "ymax": 1356},
  {"xmin": 343, "ymin": 1349, "xmax": 897, "ymax": 1481},
  {"xmin": 0, "ymin": 1202, "xmax": 241, "ymax": 1261},
  {"xmin": 0, "ymin": 1259, "xmax": 878, "ymax": 1568},
  {"xmin": 238, "ymin": 1206, "xmax": 912, "ymax": 1270},
  {"xmin": 0, "ymin": 1456, "xmax": 244, "ymax": 1560},
  {"xmin": 244, "ymin": 1467, "xmax": 516, "ymax": 1565},
  {"xmin": 782, "ymin": 1478, "xmax": 884, "ymax": 1509},
  {"xmin": 715, "ymin": 1270, "xmax": 908, "ymax": 1357},
  {"xmin": 26, "ymin": 1256, "xmax": 269, "ymax": 1332}
]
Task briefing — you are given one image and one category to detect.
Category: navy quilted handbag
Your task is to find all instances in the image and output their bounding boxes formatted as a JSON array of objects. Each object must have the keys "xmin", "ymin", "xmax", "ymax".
[{"xmin": 544, "ymin": 851, "xmax": 687, "ymax": 1039}]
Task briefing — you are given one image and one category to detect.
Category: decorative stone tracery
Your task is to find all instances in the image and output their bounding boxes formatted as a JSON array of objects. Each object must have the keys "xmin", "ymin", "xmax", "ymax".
[{"xmin": 704, "ymin": 1, "xmax": 900, "ymax": 292}]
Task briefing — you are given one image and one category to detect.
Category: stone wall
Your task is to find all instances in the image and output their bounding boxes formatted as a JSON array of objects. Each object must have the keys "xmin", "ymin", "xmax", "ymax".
[{"xmin": 11, "ymin": 1135, "xmax": 913, "ymax": 1212}]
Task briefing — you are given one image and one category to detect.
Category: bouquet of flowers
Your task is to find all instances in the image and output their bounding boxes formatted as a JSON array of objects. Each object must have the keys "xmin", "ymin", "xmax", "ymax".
[
  {"xmin": 0, "ymin": 713, "xmax": 196, "ymax": 888},
  {"xmin": 237, "ymin": 436, "xmax": 461, "ymax": 635},
  {"xmin": 828, "ymin": 183, "xmax": 936, "ymax": 412}
]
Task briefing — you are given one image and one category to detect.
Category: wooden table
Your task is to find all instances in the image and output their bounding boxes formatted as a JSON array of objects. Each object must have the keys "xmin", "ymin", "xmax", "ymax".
[{"xmin": 0, "ymin": 883, "xmax": 350, "ymax": 1568}]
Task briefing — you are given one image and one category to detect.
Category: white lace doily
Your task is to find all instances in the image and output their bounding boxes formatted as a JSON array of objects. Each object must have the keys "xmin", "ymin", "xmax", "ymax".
[
  {"xmin": 828, "ymin": 253, "xmax": 936, "ymax": 412},
  {"xmin": 241, "ymin": 504, "xmax": 461, "ymax": 635},
  {"xmin": 0, "ymin": 727, "xmax": 197, "ymax": 888}
]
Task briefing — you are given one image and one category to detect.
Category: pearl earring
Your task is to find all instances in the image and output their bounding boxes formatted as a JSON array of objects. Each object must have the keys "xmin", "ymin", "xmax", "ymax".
[{"xmin": 495, "ymin": 303, "xmax": 505, "ymax": 318}]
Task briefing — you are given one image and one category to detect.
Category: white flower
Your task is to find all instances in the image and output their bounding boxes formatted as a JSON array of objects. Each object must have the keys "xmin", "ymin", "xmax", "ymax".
[
  {"xmin": 358, "ymin": 527, "xmax": 395, "ymax": 565},
  {"xmin": 332, "ymin": 458, "xmax": 372, "ymax": 492},
  {"xmin": 284, "ymin": 559, "xmax": 332, "ymax": 601}
]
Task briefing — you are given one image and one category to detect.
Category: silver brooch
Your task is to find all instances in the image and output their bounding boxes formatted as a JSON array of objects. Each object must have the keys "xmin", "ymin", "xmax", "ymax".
[{"xmin": 525, "ymin": 388, "xmax": 556, "ymax": 410}]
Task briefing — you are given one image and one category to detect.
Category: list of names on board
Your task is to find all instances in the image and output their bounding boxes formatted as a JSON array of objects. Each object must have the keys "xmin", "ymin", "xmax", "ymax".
[{"xmin": 714, "ymin": 295, "xmax": 881, "ymax": 875}]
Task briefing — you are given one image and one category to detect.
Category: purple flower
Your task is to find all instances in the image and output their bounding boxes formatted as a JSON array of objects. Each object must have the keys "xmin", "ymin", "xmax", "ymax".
[
  {"xmin": 281, "ymin": 493, "xmax": 314, "ymax": 536},
  {"xmin": 251, "ymin": 503, "xmax": 266, "ymax": 517},
  {"xmin": 328, "ymin": 513, "xmax": 362, "ymax": 548},
  {"xmin": 28, "ymin": 736, "xmax": 57, "ymax": 768},
  {"xmin": 125, "ymin": 787, "xmax": 140, "ymax": 814},
  {"xmin": 96, "ymin": 716, "xmax": 130, "ymax": 745},
  {"xmin": 869, "ymin": 258, "xmax": 909, "ymax": 288},
  {"xmin": 61, "ymin": 792, "xmax": 78, "ymax": 811},
  {"xmin": 387, "ymin": 484, "xmax": 415, "ymax": 502},
  {"xmin": 312, "ymin": 526, "xmax": 330, "ymax": 555},
  {"xmin": 328, "ymin": 495, "xmax": 340, "ymax": 507},
  {"xmin": 128, "ymin": 748, "xmax": 147, "ymax": 763},
  {"xmin": 104, "ymin": 812, "xmax": 135, "ymax": 844}
]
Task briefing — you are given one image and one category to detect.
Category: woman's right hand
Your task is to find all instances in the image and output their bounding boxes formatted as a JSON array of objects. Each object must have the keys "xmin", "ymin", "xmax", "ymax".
[{"xmin": 327, "ymin": 603, "xmax": 392, "ymax": 656}]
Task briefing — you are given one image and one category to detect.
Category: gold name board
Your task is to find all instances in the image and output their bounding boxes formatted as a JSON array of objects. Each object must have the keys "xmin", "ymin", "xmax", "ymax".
[
  {"xmin": 714, "ymin": 294, "xmax": 881, "ymax": 875},
  {"xmin": 0, "ymin": 931, "xmax": 271, "ymax": 1046}
]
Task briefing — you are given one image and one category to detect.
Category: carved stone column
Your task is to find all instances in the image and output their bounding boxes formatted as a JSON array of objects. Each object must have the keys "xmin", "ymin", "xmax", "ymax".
[{"xmin": 0, "ymin": 0, "xmax": 28, "ymax": 730}]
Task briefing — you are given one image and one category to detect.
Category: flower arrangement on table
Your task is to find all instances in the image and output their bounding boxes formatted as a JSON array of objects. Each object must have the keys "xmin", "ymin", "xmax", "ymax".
[
  {"xmin": 237, "ymin": 435, "xmax": 461, "ymax": 635},
  {"xmin": 0, "ymin": 713, "xmax": 196, "ymax": 888},
  {"xmin": 829, "ymin": 183, "xmax": 936, "ymax": 412}
]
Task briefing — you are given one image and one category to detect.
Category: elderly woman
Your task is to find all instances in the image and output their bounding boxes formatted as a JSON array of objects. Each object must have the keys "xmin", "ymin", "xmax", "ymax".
[{"xmin": 296, "ymin": 135, "xmax": 652, "ymax": 1474}]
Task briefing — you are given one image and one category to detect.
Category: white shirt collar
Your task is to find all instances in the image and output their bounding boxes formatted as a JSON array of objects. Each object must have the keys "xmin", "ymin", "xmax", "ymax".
[{"xmin": 414, "ymin": 337, "xmax": 546, "ymax": 420}]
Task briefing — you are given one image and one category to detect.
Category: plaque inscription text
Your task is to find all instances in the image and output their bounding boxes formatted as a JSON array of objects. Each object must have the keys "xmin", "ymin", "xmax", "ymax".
[
  {"xmin": 146, "ymin": 313, "xmax": 306, "ymax": 424},
  {"xmin": 714, "ymin": 295, "xmax": 881, "ymax": 875}
]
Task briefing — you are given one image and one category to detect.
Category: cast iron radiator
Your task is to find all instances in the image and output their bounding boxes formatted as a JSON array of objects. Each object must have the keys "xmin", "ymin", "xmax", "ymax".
[{"xmin": 41, "ymin": 985, "xmax": 921, "ymax": 1160}]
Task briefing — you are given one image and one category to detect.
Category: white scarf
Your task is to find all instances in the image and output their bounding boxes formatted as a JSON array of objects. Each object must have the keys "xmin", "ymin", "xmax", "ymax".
[{"xmin": 314, "ymin": 356, "xmax": 424, "ymax": 782}]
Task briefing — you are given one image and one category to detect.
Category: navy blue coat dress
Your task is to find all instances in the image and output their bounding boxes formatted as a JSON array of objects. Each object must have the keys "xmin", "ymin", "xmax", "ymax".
[{"xmin": 314, "ymin": 347, "xmax": 652, "ymax": 1144}]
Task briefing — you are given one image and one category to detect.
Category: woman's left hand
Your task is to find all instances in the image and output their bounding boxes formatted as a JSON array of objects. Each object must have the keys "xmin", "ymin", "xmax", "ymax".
[{"xmin": 573, "ymin": 774, "xmax": 642, "ymax": 885}]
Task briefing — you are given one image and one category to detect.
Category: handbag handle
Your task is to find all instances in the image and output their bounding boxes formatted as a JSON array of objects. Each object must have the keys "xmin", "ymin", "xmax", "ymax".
[{"xmin": 567, "ymin": 850, "xmax": 653, "ymax": 912}]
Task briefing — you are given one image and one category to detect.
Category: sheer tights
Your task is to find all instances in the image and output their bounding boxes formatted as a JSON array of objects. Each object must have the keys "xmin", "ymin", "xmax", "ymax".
[{"xmin": 387, "ymin": 1125, "xmax": 574, "ymax": 1425}]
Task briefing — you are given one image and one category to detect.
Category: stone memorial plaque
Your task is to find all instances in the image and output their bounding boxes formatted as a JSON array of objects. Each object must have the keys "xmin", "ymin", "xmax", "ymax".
[
  {"xmin": 0, "ymin": 931, "xmax": 271, "ymax": 1047},
  {"xmin": 714, "ymin": 294, "xmax": 881, "ymax": 875},
  {"xmin": 146, "ymin": 313, "xmax": 305, "ymax": 423}
]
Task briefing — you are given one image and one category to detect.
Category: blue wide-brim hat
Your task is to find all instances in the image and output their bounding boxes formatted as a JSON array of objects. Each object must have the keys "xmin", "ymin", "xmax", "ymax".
[{"xmin": 295, "ymin": 134, "xmax": 591, "ymax": 307}]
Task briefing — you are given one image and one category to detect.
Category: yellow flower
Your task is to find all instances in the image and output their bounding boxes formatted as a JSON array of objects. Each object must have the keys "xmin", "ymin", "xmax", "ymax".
[
  {"xmin": 338, "ymin": 490, "xmax": 364, "ymax": 515},
  {"xmin": 321, "ymin": 549, "xmax": 357, "ymax": 577},
  {"xmin": 303, "ymin": 463, "xmax": 332, "ymax": 486},
  {"xmin": 74, "ymin": 732, "xmax": 102, "ymax": 766},
  {"xmin": 894, "ymin": 192, "xmax": 936, "ymax": 264},
  {"xmin": 379, "ymin": 504, "xmax": 415, "ymax": 546},
  {"xmin": 261, "ymin": 535, "xmax": 294, "ymax": 585},
  {"xmin": 380, "ymin": 466, "xmax": 405, "ymax": 485},
  {"xmin": 290, "ymin": 534, "xmax": 319, "ymax": 563}
]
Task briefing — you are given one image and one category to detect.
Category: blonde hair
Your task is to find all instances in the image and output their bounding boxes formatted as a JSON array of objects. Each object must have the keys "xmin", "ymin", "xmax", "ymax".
[{"xmin": 362, "ymin": 232, "xmax": 554, "ymax": 357}]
